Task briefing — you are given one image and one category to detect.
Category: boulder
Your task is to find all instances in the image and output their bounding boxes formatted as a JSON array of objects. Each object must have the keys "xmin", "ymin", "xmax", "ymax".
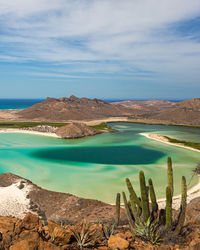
[
  {"xmin": 15, "ymin": 212, "xmax": 39, "ymax": 233},
  {"xmin": 108, "ymin": 235, "xmax": 129, "ymax": 249}
]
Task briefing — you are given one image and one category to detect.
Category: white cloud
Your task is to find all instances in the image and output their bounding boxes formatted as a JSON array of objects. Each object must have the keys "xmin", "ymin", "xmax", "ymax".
[{"xmin": 0, "ymin": 0, "xmax": 200, "ymax": 85}]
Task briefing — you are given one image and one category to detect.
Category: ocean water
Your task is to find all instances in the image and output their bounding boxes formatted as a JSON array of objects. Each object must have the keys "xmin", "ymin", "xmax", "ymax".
[
  {"xmin": 0, "ymin": 99, "xmax": 43, "ymax": 109},
  {"xmin": 0, "ymin": 122, "xmax": 199, "ymax": 203}
]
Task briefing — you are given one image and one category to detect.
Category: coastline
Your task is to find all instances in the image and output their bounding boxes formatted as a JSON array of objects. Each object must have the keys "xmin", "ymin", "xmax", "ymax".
[
  {"xmin": 157, "ymin": 175, "xmax": 200, "ymax": 210},
  {"xmin": 140, "ymin": 132, "xmax": 200, "ymax": 209},
  {"xmin": 140, "ymin": 132, "xmax": 200, "ymax": 153},
  {"xmin": 0, "ymin": 128, "xmax": 60, "ymax": 138}
]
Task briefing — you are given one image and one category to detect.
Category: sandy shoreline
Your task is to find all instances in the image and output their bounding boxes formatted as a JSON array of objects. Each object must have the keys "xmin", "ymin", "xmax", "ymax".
[
  {"xmin": 140, "ymin": 132, "xmax": 200, "ymax": 209},
  {"xmin": 140, "ymin": 132, "xmax": 200, "ymax": 153},
  {"xmin": 0, "ymin": 128, "xmax": 60, "ymax": 138}
]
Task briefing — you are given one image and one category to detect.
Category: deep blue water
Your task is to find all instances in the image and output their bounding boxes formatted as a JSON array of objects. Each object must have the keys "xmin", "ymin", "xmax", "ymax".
[{"xmin": 0, "ymin": 99, "xmax": 44, "ymax": 109}]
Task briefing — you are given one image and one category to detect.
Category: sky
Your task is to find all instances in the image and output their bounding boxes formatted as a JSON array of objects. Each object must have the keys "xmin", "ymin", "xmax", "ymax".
[{"xmin": 0, "ymin": 0, "xmax": 200, "ymax": 100}]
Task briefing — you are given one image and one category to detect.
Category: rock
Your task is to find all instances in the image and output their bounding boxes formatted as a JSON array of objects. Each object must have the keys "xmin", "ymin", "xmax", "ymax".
[
  {"xmin": 108, "ymin": 235, "xmax": 129, "ymax": 250},
  {"xmin": 10, "ymin": 239, "xmax": 39, "ymax": 250},
  {"xmin": 56, "ymin": 123, "xmax": 99, "ymax": 139},
  {"xmin": 18, "ymin": 231, "xmax": 39, "ymax": 242},
  {"xmin": 15, "ymin": 213, "xmax": 39, "ymax": 233},
  {"xmin": 0, "ymin": 216, "xmax": 19, "ymax": 248},
  {"xmin": 39, "ymin": 240, "xmax": 62, "ymax": 249},
  {"xmin": 186, "ymin": 197, "xmax": 200, "ymax": 223}
]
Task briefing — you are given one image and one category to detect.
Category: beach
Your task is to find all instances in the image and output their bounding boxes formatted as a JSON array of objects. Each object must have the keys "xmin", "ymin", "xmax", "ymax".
[
  {"xmin": 140, "ymin": 132, "xmax": 200, "ymax": 153},
  {"xmin": 0, "ymin": 128, "xmax": 60, "ymax": 138},
  {"xmin": 140, "ymin": 132, "xmax": 200, "ymax": 209}
]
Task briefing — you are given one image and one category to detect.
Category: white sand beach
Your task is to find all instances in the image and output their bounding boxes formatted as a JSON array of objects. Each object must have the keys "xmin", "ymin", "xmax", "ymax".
[
  {"xmin": 0, "ymin": 128, "xmax": 60, "ymax": 138},
  {"xmin": 140, "ymin": 132, "xmax": 200, "ymax": 153},
  {"xmin": 140, "ymin": 132, "xmax": 200, "ymax": 209}
]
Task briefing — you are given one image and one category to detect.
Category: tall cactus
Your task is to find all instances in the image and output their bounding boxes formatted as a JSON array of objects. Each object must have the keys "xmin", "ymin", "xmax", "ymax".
[
  {"xmin": 175, "ymin": 176, "xmax": 187, "ymax": 234},
  {"xmin": 165, "ymin": 186, "xmax": 172, "ymax": 229},
  {"xmin": 115, "ymin": 193, "xmax": 121, "ymax": 226},
  {"xmin": 122, "ymin": 192, "xmax": 134, "ymax": 231},
  {"xmin": 130, "ymin": 194, "xmax": 139, "ymax": 223},
  {"xmin": 148, "ymin": 178, "xmax": 158, "ymax": 213},
  {"xmin": 121, "ymin": 157, "xmax": 187, "ymax": 239},
  {"xmin": 139, "ymin": 171, "xmax": 150, "ymax": 222},
  {"xmin": 126, "ymin": 178, "xmax": 142, "ymax": 209},
  {"xmin": 168, "ymin": 156, "xmax": 174, "ymax": 197}
]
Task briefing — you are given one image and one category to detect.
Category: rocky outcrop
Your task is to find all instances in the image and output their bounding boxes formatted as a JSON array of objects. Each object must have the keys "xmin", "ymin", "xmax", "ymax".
[
  {"xmin": 18, "ymin": 95, "xmax": 135, "ymax": 122},
  {"xmin": 0, "ymin": 212, "xmax": 200, "ymax": 249},
  {"xmin": 56, "ymin": 123, "xmax": 99, "ymax": 138}
]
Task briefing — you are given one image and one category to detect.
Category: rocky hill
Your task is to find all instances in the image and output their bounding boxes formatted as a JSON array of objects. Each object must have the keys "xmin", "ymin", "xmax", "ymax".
[
  {"xmin": 16, "ymin": 97, "xmax": 200, "ymax": 126},
  {"xmin": 18, "ymin": 95, "xmax": 136, "ymax": 122},
  {"xmin": 114, "ymin": 98, "xmax": 200, "ymax": 126},
  {"xmin": 151, "ymin": 98, "xmax": 200, "ymax": 125},
  {"xmin": 56, "ymin": 123, "xmax": 99, "ymax": 138}
]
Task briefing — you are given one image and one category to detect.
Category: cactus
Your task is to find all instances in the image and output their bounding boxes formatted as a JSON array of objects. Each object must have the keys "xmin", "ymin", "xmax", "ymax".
[
  {"xmin": 121, "ymin": 157, "xmax": 187, "ymax": 241},
  {"xmin": 122, "ymin": 192, "xmax": 134, "ymax": 231},
  {"xmin": 175, "ymin": 176, "xmax": 187, "ymax": 234},
  {"xmin": 149, "ymin": 178, "xmax": 158, "ymax": 214},
  {"xmin": 165, "ymin": 186, "xmax": 172, "ymax": 229},
  {"xmin": 168, "ymin": 156, "xmax": 174, "ymax": 197},
  {"xmin": 126, "ymin": 178, "xmax": 142, "ymax": 209},
  {"xmin": 158, "ymin": 209, "xmax": 166, "ymax": 225},
  {"xmin": 139, "ymin": 171, "xmax": 150, "ymax": 222},
  {"xmin": 115, "ymin": 193, "xmax": 121, "ymax": 226},
  {"xmin": 130, "ymin": 194, "xmax": 139, "ymax": 223}
]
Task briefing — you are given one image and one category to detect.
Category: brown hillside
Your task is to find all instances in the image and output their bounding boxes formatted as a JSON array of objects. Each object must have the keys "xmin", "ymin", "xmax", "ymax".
[
  {"xmin": 56, "ymin": 123, "xmax": 99, "ymax": 138},
  {"xmin": 18, "ymin": 95, "xmax": 136, "ymax": 122},
  {"xmin": 151, "ymin": 98, "xmax": 200, "ymax": 125}
]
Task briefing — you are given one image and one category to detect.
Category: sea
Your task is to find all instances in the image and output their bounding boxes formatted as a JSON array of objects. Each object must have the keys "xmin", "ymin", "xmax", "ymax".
[
  {"xmin": 0, "ymin": 99, "xmax": 44, "ymax": 109},
  {"xmin": 0, "ymin": 99, "xmax": 199, "ymax": 203}
]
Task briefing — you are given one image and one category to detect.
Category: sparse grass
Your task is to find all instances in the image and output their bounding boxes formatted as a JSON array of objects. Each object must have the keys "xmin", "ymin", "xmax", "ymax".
[
  {"xmin": 68, "ymin": 221, "xmax": 96, "ymax": 249},
  {"xmin": 164, "ymin": 136, "xmax": 200, "ymax": 151},
  {"xmin": 0, "ymin": 121, "xmax": 67, "ymax": 128},
  {"xmin": 90, "ymin": 122, "xmax": 117, "ymax": 132}
]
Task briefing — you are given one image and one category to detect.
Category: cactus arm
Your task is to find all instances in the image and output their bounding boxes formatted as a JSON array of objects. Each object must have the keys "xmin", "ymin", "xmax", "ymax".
[
  {"xmin": 168, "ymin": 156, "xmax": 174, "ymax": 197},
  {"xmin": 122, "ymin": 192, "xmax": 135, "ymax": 232},
  {"xmin": 139, "ymin": 171, "xmax": 150, "ymax": 222},
  {"xmin": 130, "ymin": 194, "xmax": 139, "ymax": 223},
  {"xmin": 115, "ymin": 193, "xmax": 121, "ymax": 226},
  {"xmin": 165, "ymin": 186, "xmax": 172, "ymax": 229},
  {"xmin": 148, "ymin": 178, "xmax": 158, "ymax": 213},
  {"xmin": 175, "ymin": 176, "xmax": 187, "ymax": 235},
  {"xmin": 126, "ymin": 178, "xmax": 142, "ymax": 209}
]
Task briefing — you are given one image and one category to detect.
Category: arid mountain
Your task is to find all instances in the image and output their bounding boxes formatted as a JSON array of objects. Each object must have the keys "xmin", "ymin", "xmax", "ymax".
[
  {"xmin": 112, "ymin": 100, "xmax": 178, "ymax": 114},
  {"xmin": 18, "ymin": 96, "xmax": 200, "ymax": 125},
  {"xmin": 113, "ymin": 98, "xmax": 200, "ymax": 126},
  {"xmin": 149, "ymin": 98, "xmax": 200, "ymax": 125},
  {"xmin": 18, "ymin": 95, "xmax": 136, "ymax": 121}
]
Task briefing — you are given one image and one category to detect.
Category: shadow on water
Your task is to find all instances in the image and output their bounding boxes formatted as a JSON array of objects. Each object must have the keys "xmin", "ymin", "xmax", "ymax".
[{"xmin": 31, "ymin": 145, "xmax": 165, "ymax": 165}]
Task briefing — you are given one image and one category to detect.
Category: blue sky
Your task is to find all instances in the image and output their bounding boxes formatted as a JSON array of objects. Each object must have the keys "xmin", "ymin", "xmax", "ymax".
[{"xmin": 0, "ymin": 0, "xmax": 200, "ymax": 100}]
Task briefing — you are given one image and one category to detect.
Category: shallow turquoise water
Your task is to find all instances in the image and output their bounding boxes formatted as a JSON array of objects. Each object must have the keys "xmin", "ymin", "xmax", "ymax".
[{"xmin": 0, "ymin": 123, "xmax": 199, "ymax": 203}]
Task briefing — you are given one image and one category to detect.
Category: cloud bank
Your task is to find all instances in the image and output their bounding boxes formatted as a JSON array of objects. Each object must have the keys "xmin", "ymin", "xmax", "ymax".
[{"xmin": 0, "ymin": 0, "xmax": 200, "ymax": 97}]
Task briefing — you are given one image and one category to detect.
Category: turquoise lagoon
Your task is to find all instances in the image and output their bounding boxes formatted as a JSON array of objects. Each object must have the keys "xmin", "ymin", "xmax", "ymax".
[{"xmin": 0, "ymin": 123, "xmax": 199, "ymax": 203}]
